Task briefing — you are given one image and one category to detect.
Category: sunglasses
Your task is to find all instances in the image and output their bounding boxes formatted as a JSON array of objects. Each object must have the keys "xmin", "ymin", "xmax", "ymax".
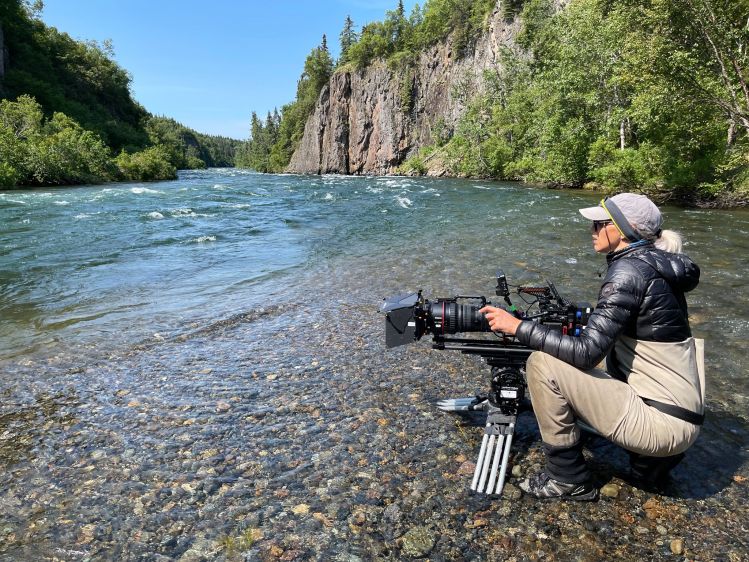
[{"xmin": 592, "ymin": 220, "xmax": 612, "ymax": 232}]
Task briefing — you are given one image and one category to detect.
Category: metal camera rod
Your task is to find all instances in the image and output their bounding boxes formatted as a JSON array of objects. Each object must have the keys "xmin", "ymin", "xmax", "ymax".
[{"xmin": 432, "ymin": 335, "xmax": 533, "ymax": 361}]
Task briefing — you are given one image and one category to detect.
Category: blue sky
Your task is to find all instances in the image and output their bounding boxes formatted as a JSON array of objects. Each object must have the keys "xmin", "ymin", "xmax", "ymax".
[{"xmin": 40, "ymin": 0, "xmax": 418, "ymax": 140}]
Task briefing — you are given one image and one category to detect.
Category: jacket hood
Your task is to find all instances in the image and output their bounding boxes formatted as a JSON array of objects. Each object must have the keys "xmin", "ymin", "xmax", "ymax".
[{"xmin": 610, "ymin": 244, "xmax": 700, "ymax": 293}]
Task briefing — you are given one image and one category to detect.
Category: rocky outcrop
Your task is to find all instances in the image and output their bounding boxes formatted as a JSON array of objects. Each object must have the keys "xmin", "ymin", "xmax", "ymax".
[{"xmin": 286, "ymin": 3, "xmax": 522, "ymax": 175}]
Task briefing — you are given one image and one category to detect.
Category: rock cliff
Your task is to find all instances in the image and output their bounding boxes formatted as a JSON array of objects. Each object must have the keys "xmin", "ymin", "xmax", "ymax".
[{"xmin": 286, "ymin": 3, "xmax": 521, "ymax": 175}]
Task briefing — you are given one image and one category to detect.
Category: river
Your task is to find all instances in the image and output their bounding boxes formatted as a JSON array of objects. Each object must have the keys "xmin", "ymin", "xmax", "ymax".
[{"xmin": 0, "ymin": 169, "xmax": 747, "ymax": 560}]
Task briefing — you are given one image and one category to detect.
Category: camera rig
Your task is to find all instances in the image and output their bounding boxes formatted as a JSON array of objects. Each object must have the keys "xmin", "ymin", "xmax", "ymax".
[{"xmin": 381, "ymin": 270, "xmax": 592, "ymax": 496}]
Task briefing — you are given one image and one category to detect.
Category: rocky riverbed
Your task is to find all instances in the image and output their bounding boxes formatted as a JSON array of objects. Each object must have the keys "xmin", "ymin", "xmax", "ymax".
[{"xmin": 1, "ymin": 297, "xmax": 747, "ymax": 561}]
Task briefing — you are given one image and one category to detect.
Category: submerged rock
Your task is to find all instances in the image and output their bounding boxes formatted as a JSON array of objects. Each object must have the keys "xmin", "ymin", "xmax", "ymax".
[
  {"xmin": 600, "ymin": 483, "xmax": 620, "ymax": 498},
  {"xmin": 399, "ymin": 526, "xmax": 437, "ymax": 558}
]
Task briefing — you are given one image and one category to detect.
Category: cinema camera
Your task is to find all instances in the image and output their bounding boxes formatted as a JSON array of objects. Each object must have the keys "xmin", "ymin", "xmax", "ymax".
[{"xmin": 381, "ymin": 270, "xmax": 592, "ymax": 496}]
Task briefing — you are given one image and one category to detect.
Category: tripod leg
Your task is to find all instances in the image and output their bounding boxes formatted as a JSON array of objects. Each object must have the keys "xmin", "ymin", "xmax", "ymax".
[
  {"xmin": 470, "ymin": 429, "xmax": 490, "ymax": 491},
  {"xmin": 485, "ymin": 434, "xmax": 505, "ymax": 494},
  {"xmin": 477, "ymin": 435, "xmax": 496, "ymax": 493},
  {"xmin": 494, "ymin": 423, "xmax": 515, "ymax": 495}
]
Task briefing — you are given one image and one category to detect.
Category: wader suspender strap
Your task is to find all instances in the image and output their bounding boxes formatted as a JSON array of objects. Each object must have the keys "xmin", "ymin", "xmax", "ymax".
[{"xmin": 641, "ymin": 398, "xmax": 705, "ymax": 425}]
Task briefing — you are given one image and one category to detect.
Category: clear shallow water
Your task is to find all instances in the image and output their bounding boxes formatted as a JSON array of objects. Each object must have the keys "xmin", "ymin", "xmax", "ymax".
[
  {"xmin": 0, "ymin": 170, "xmax": 747, "ymax": 559},
  {"xmin": 1, "ymin": 170, "xmax": 746, "ymax": 395}
]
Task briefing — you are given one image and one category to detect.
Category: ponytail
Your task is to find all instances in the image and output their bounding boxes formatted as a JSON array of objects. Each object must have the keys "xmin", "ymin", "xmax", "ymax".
[{"xmin": 653, "ymin": 229, "xmax": 683, "ymax": 254}]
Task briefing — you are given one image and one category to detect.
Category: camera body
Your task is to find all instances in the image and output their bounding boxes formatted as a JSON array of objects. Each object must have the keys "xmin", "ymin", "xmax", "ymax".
[{"xmin": 381, "ymin": 270, "xmax": 592, "ymax": 349}]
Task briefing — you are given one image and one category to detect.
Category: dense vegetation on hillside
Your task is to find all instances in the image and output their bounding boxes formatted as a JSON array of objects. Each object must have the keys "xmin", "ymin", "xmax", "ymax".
[
  {"xmin": 242, "ymin": 0, "xmax": 748, "ymax": 205},
  {"xmin": 400, "ymin": 0, "xmax": 748, "ymax": 204},
  {"xmin": 0, "ymin": 0, "xmax": 239, "ymax": 188}
]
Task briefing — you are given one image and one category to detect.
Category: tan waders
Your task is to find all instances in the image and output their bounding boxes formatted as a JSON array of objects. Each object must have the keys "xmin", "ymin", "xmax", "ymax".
[{"xmin": 524, "ymin": 336, "xmax": 705, "ymax": 484}]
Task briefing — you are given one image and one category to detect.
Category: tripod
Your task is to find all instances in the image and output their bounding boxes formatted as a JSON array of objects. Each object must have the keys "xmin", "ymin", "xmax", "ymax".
[{"xmin": 432, "ymin": 336, "xmax": 532, "ymax": 496}]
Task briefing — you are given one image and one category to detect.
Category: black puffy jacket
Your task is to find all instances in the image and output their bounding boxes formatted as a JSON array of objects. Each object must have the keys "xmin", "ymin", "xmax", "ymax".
[{"xmin": 515, "ymin": 243, "xmax": 700, "ymax": 370}]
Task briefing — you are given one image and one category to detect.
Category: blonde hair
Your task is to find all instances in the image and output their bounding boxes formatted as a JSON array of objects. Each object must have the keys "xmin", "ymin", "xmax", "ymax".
[{"xmin": 653, "ymin": 229, "xmax": 683, "ymax": 254}]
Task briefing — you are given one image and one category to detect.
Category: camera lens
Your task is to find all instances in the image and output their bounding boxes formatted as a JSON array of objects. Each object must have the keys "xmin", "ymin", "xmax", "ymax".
[{"xmin": 428, "ymin": 301, "xmax": 490, "ymax": 335}]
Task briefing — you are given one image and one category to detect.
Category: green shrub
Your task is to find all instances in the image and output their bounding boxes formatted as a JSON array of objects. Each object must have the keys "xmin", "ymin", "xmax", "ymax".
[
  {"xmin": 115, "ymin": 146, "xmax": 177, "ymax": 181},
  {"xmin": 588, "ymin": 138, "xmax": 666, "ymax": 192},
  {"xmin": 0, "ymin": 162, "xmax": 22, "ymax": 188},
  {"xmin": 399, "ymin": 67, "xmax": 415, "ymax": 113},
  {"xmin": 399, "ymin": 154, "xmax": 428, "ymax": 175},
  {"xmin": 0, "ymin": 95, "xmax": 114, "ymax": 185},
  {"xmin": 185, "ymin": 155, "xmax": 206, "ymax": 169}
]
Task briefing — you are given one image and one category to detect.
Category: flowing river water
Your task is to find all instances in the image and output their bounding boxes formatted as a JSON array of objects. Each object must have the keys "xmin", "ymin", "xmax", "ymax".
[{"xmin": 0, "ymin": 169, "xmax": 747, "ymax": 560}]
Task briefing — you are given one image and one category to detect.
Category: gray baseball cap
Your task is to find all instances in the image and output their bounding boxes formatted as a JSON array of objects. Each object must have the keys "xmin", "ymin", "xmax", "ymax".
[{"xmin": 579, "ymin": 193, "xmax": 663, "ymax": 239}]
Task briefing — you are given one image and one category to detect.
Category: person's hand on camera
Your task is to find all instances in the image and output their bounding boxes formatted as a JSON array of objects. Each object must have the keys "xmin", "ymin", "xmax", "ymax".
[{"xmin": 479, "ymin": 305, "xmax": 522, "ymax": 335}]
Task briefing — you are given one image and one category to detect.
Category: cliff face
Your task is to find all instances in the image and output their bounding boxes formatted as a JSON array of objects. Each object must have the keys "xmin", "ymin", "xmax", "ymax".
[{"xmin": 286, "ymin": 4, "xmax": 521, "ymax": 175}]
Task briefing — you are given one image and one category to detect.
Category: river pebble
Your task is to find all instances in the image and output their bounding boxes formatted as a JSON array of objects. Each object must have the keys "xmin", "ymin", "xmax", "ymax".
[
  {"xmin": 399, "ymin": 526, "xmax": 436, "ymax": 558},
  {"xmin": 601, "ymin": 483, "xmax": 620, "ymax": 498}
]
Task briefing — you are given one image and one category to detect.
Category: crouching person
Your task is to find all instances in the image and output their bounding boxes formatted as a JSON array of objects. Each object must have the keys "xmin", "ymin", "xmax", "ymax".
[{"xmin": 480, "ymin": 194, "xmax": 705, "ymax": 500}]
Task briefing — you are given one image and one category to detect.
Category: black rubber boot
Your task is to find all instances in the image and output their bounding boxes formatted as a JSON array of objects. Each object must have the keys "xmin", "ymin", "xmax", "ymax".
[
  {"xmin": 629, "ymin": 452, "xmax": 685, "ymax": 489},
  {"xmin": 543, "ymin": 441, "xmax": 591, "ymax": 484}
]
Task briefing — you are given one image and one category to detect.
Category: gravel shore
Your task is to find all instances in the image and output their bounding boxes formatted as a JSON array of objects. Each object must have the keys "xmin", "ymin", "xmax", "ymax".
[{"xmin": 0, "ymin": 299, "xmax": 747, "ymax": 561}]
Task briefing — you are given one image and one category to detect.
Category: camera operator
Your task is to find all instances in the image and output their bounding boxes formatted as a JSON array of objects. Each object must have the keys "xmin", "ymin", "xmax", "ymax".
[{"xmin": 479, "ymin": 193, "xmax": 703, "ymax": 501}]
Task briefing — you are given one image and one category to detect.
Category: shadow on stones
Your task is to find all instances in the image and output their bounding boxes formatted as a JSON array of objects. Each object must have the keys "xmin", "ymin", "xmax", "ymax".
[{"xmin": 447, "ymin": 406, "xmax": 748, "ymax": 500}]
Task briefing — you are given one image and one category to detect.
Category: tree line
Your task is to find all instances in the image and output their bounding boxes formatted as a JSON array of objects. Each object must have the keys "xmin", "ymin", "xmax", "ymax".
[
  {"xmin": 0, "ymin": 0, "xmax": 240, "ymax": 188},
  {"xmin": 400, "ymin": 0, "xmax": 748, "ymax": 204}
]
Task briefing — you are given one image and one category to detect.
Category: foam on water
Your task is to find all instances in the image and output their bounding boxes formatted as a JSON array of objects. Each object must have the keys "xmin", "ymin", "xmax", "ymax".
[
  {"xmin": 382, "ymin": 178, "xmax": 414, "ymax": 189},
  {"xmin": 395, "ymin": 196, "xmax": 413, "ymax": 208},
  {"xmin": 191, "ymin": 236, "xmax": 216, "ymax": 243},
  {"xmin": 0, "ymin": 197, "xmax": 27, "ymax": 205},
  {"xmin": 131, "ymin": 187, "xmax": 161, "ymax": 195}
]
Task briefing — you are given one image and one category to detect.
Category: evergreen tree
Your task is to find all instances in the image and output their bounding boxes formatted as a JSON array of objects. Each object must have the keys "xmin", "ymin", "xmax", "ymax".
[{"xmin": 339, "ymin": 15, "xmax": 357, "ymax": 64}]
